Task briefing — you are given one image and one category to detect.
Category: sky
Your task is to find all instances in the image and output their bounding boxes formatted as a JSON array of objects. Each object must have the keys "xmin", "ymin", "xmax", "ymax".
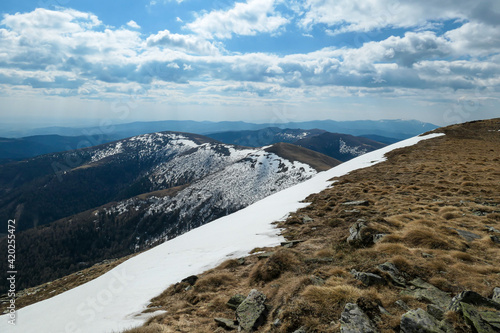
[{"xmin": 0, "ymin": 0, "xmax": 499, "ymax": 129}]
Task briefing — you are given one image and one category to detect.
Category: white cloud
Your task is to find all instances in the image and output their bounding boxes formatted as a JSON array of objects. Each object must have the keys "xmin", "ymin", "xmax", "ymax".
[
  {"xmin": 126, "ymin": 20, "xmax": 141, "ymax": 29},
  {"xmin": 300, "ymin": 0, "xmax": 498, "ymax": 33},
  {"xmin": 146, "ymin": 29, "xmax": 222, "ymax": 55},
  {"xmin": 186, "ymin": 0, "xmax": 289, "ymax": 39}
]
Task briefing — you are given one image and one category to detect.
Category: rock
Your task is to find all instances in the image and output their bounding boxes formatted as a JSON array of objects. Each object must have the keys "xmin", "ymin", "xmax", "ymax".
[
  {"xmin": 400, "ymin": 308, "xmax": 445, "ymax": 333},
  {"xmin": 181, "ymin": 275, "xmax": 198, "ymax": 286},
  {"xmin": 272, "ymin": 318, "xmax": 281, "ymax": 327},
  {"xmin": 396, "ymin": 300, "xmax": 411, "ymax": 311},
  {"xmin": 460, "ymin": 302, "xmax": 496, "ymax": 333},
  {"xmin": 342, "ymin": 200, "xmax": 370, "ymax": 206},
  {"xmin": 292, "ymin": 327, "xmax": 307, "ymax": 333},
  {"xmin": 347, "ymin": 220, "xmax": 371, "ymax": 246},
  {"xmin": 427, "ymin": 304, "xmax": 444, "ymax": 321},
  {"xmin": 479, "ymin": 311, "xmax": 500, "ymax": 330},
  {"xmin": 281, "ymin": 240, "xmax": 304, "ymax": 248},
  {"xmin": 302, "ymin": 215, "xmax": 314, "ymax": 223},
  {"xmin": 236, "ymin": 289, "xmax": 268, "ymax": 332},
  {"xmin": 377, "ymin": 262, "xmax": 406, "ymax": 287},
  {"xmin": 257, "ymin": 252, "xmax": 275, "ymax": 259},
  {"xmin": 340, "ymin": 303, "xmax": 378, "ymax": 333},
  {"xmin": 485, "ymin": 225, "xmax": 500, "ymax": 233},
  {"xmin": 214, "ymin": 318, "xmax": 238, "ymax": 330},
  {"xmin": 372, "ymin": 234, "xmax": 387, "ymax": 243},
  {"xmin": 343, "ymin": 209, "xmax": 361, "ymax": 214},
  {"xmin": 237, "ymin": 258, "xmax": 246, "ymax": 265},
  {"xmin": 491, "ymin": 235, "xmax": 500, "ymax": 244},
  {"xmin": 379, "ymin": 305, "xmax": 392, "ymax": 316},
  {"xmin": 448, "ymin": 291, "xmax": 500, "ymax": 312},
  {"xmin": 351, "ymin": 269, "xmax": 385, "ymax": 286},
  {"xmin": 227, "ymin": 294, "xmax": 246, "ymax": 310},
  {"xmin": 450, "ymin": 228, "xmax": 482, "ymax": 242},
  {"xmin": 403, "ymin": 279, "xmax": 451, "ymax": 309},
  {"xmin": 422, "ymin": 253, "xmax": 434, "ymax": 258},
  {"xmin": 493, "ymin": 287, "xmax": 500, "ymax": 304}
]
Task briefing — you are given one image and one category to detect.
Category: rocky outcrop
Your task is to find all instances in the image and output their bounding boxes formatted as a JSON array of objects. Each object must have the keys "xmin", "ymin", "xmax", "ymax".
[
  {"xmin": 340, "ymin": 303, "xmax": 378, "ymax": 333},
  {"xmin": 448, "ymin": 290, "xmax": 500, "ymax": 312},
  {"xmin": 214, "ymin": 318, "xmax": 238, "ymax": 330},
  {"xmin": 347, "ymin": 219, "xmax": 372, "ymax": 246},
  {"xmin": 402, "ymin": 278, "xmax": 451, "ymax": 309},
  {"xmin": 377, "ymin": 262, "xmax": 406, "ymax": 287},
  {"xmin": 236, "ymin": 289, "xmax": 268, "ymax": 332},
  {"xmin": 400, "ymin": 308, "xmax": 445, "ymax": 333}
]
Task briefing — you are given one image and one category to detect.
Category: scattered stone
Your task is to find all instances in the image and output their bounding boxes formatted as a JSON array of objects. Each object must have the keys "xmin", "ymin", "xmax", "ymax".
[
  {"xmin": 342, "ymin": 200, "xmax": 370, "ymax": 206},
  {"xmin": 479, "ymin": 311, "xmax": 500, "ymax": 330},
  {"xmin": 281, "ymin": 240, "xmax": 304, "ymax": 248},
  {"xmin": 340, "ymin": 303, "xmax": 378, "ymax": 333},
  {"xmin": 272, "ymin": 318, "xmax": 281, "ymax": 327},
  {"xmin": 302, "ymin": 215, "xmax": 314, "ymax": 223},
  {"xmin": 344, "ymin": 209, "xmax": 361, "ymax": 214},
  {"xmin": 403, "ymin": 278, "xmax": 451, "ymax": 309},
  {"xmin": 395, "ymin": 300, "xmax": 411, "ymax": 311},
  {"xmin": 493, "ymin": 287, "xmax": 500, "ymax": 304},
  {"xmin": 227, "ymin": 294, "xmax": 246, "ymax": 310},
  {"xmin": 450, "ymin": 228, "xmax": 482, "ymax": 242},
  {"xmin": 491, "ymin": 235, "xmax": 500, "ymax": 244},
  {"xmin": 214, "ymin": 318, "xmax": 238, "ymax": 331},
  {"xmin": 427, "ymin": 304, "xmax": 444, "ymax": 321},
  {"xmin": 292, "ymin": 327, "xmax": 307, "ymax": 333},
  {"xmin": 257, "ymin": 252, "xmax": 275, "ymax": 259},
  {"xmin": 236, "ymin": 289, "xmax": 268, "ymax": 332},
  {"xmin": 351, "ymin": 269, "xmax": 386, "ymax": 286},
  {"xmin": 422, "ymin": 253, "xmax": 434, "ymax": 258},
  {"xmin": 377, "ymin": 262, "xmax": 406, "ymax": 287},
  {"xmin": 400, "ymin": 308, "xmax": 445, "ymax": 333},
  {"xmin": 237, "ymin": 258, "xmax": 246, "ymax": 265},
  {"xmin": 485, "ymin": 225, "xmax": 500, "ymax": 233},
  {"xmin": 372, "ymin": 234, "xmax": 387, "ymax": 243},
  {"xmin": 448, "ymin": 290, "xmax": 500, "ymax": 312},
  {"xmin": 460, "ymin": 302, "xmax": 496, "ymax": 333},
  {"xmin": 347, "ymin": 220, "xmax": 371, "ymax": 246},
  {"xmin": 181, "ymin": 275, "xmax": 198, "ymax": 286}
]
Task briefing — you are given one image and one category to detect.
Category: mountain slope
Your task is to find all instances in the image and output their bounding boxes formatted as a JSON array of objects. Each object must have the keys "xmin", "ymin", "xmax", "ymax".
[
  {"xmin": 294, "ymin": 132, "xmax": 387, "ymax": 162},
  {"xmin": 0, "ymin": 130, "xmax": 445, "ymax": 333},
  {"xmin": 0, "ymin": 132, "xmax": 340, "ymax": 292}
]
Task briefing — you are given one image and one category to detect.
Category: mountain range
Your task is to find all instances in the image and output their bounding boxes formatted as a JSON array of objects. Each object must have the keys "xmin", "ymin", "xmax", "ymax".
[{"xmin": 0, "ymin": 131, "xmax": 340, "ymax": 292}]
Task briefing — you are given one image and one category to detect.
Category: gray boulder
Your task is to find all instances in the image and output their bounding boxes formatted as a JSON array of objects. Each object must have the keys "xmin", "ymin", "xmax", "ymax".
[
  {"xmin": 214, "ymin": 318, "xmax": 238, "ymax": 330},
  {"xmin": 460, "ymin": 302, "xmax": 496, "ymax": 333},
  {"xmin": 448, "ymin": 290, "xmax": 500, "ymax": 312},
  {"xmin": 377, "ymin": 262, "xmax": 406, "ymax": 287},
  {"xmin": 236, "ymin": 289, "xmax": 268, "ymax": 332},
  {"xmin": 340, "ymin": 303, "xmax": 378, "ymax": 333},
  {"xmin": 347, "ymin": 220, "xmax": 371, "ymax": 246},
  {"xmin": 227, "ymin": 294, "xmax": 246, "ymax": 310},
  {"xmin": 400, "ymin": 308, "xmax": 445, "ymax": 333},
  {"xmin": 351, "ymin": 269, "xmax": 385, "ymax": 286},
  {"xmin": 402, "ymin": 278, "xmax": 451, "ymax": 309},
  {"xmin": 493, "ymin": 287, "xmax": 500, "ymax": 304}
]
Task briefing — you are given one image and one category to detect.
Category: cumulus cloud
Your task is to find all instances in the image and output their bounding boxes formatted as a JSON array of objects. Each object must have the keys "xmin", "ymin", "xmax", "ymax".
[
  {"xmin": 0, "ymin": 7, "xmax": 499, "ymax": 103},
  {"xmin": 146, "ymin": 30, "xmax": 222, "ymax": 55},
  {"xmin": 186, "ymin": 0, "xmax": 289, "ymax": 39},
  {"xmin": 126, "ymin": 20, "xmax": 141, "ymax": 29},
  {"xmin": 300, "ymin": 0, "xmax": 498, "ymax": 33}
]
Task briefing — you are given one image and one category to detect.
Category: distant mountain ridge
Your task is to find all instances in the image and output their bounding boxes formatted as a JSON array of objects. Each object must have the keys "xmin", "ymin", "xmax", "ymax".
[
  {"xmin": 0, "ymin": 131, "xmax": 340, "ymax": 292},
  {"xmin": 2, "ymin": 119, "xmax": 438, "ymax": 140},
  {"xmin": 207, "ymin": 127, "xmax": 387, "ymax": 162}
]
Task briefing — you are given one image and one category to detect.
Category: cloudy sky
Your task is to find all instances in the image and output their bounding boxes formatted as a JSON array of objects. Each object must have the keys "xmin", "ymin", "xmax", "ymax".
[{"xmin": 0, "ymin": 0, "xmax": 499, "ymax": 129}]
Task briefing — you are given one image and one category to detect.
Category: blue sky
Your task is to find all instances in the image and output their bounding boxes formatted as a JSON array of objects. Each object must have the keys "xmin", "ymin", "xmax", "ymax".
[{"xmin": 0, "ymin": 0, "xmax": 499, "ymax": 129}]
